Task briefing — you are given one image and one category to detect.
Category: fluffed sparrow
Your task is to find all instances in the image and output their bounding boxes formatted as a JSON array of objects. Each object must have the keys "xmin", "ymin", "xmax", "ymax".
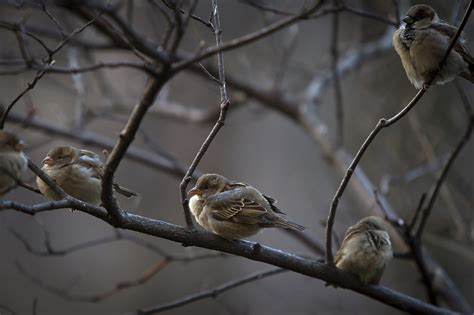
[
  {"xmin": 334, "ymin": 216, "xmax": 392, "ymax": 285},
  {"xmin": 36, "ymin": 145, "xmax": 137, "ymax": 205},
  {"xmin": 393, "ymin": 4, "xmax": 473, "ymax": 89},
  {"xmin": 0, "ymin": 130, "xmax": 28, "ymax": 196},
  {"xmin": 187, "ymin": 173, "xmax": 304, "ymax": 240}
]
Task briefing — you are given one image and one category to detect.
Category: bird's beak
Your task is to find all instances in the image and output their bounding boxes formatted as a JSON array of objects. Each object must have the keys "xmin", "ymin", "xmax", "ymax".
[
  {"xmin": 402, "ymin": 16, "xmax": 414, "ymax": 25},
  {"xmin": 15, "ymin": 140, "xmax": 25, "ymax": 151},
  {"xmin": 42, "ymin": 156, "xmax": 54, "ymax": 166},
  {"xmin": 187, "ymin": 187, "xmax": 203, "ymax": 198}
]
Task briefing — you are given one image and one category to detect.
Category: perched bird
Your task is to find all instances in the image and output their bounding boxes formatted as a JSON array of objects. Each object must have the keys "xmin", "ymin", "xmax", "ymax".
[
  {"xmin": 333, "ymin": 216, "xmax": 392, "ymax": 285},
  {"xmin": 187, "ymin": 173, "xmax": 304, "ymax": 240},
  {"xmin": 0, "ymin": 130, "xmax": 28, "ymax": 196},
  {"xmin": 36, "ymin": 145, "xmax": 137, "ymax": 205},
  {"xmin": 393, "ymin": 4, "xmax": 474, "ymax": 89}
]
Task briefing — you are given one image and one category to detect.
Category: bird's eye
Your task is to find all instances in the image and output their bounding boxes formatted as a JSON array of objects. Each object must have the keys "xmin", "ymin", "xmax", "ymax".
[{"xmin": 202, "ymin": 183, "xmax": 209, "ymax": 189}]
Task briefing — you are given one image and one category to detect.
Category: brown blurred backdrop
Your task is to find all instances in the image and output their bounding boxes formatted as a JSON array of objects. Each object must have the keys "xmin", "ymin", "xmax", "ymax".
[{"xmin": 0, "ymin": 0, "xmax": 473, "ymax": 314}]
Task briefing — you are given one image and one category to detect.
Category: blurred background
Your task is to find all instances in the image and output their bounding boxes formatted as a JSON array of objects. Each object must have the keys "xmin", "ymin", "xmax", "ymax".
[{"xmin": 0, "ymin": 0, "xmax": 473, "ymax": 314}]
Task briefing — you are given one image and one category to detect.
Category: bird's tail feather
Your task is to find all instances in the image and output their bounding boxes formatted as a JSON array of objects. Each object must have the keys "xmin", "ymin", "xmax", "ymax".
[
  {"xmin": 113, "ymin": 183, "xmax": 138, "ymax": 198},
  {"xmin": 275, "ymin": 218, "xmax": 305, "ymax": 231}
]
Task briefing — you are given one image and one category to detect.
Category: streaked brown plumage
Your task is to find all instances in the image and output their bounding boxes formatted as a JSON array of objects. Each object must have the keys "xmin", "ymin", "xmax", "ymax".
[
  {"xmin": 187, "ymin": 174, "xmax": 304, "ymax": 240},
  {"xmin": 393, "ymin": 4, "xmax": 474, "ymax": 89},
  {"xmin": 334, "ymin": 216, "xmax": 392, "ymax": 285},
  {"xmin": 0, "ymin": 130, "xmax": 28, "ymax": 196},
  {"xmin": 36, "ymin": 145, "xmax": 137, "ymax": 205}
]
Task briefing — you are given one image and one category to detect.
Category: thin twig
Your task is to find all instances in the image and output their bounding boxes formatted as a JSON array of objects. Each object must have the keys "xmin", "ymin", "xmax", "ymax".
[
  {"xmin": 172, "ymin": 1, "xmax": 325, "ymax": 72},
  {"xmin": 160, "ymin": 0, "xmax": 213, "ymax": 29},
  {"xmin": 325, "ymin": 88, "xmax": 426, "ymax": 263},
  {"xmin": 408, "ymin": 110, "xmax": 466, "ymax": 237},
  {"xmin": 5, "ymin": 110, "xmax": 192, "ymax": 178},
  {"xmin": 32, "ymin": 298, "xmax": 38, "ymax": 315},
  {"xmin": 416, "ymin": 109, "xmax": 474, "ymax": 239},
  {"xmin": 330, "ymin": 0, "xmax": 343, "ymax": 147},
  {"xmin": 136, "ymin": 268, "xmax": 287, "ymax": 314},
  {"xmin": 0, "ymin": 13, "xmax": 102, "ymax": 129},
  {"xmin": 101, "ymin": 76, "xmax": 168, "ymax": 224},
  {"xmin": 375, "ymin": 191, "xmax": 438, "ymax": 305},
  {"xmin": 179, "ymin": 0, "xmax": 230, "ymax": 228},
  {"xmin": 16, "ymin": 259, "xmax": 170, "ymax": 303},
  {"xmin": 408, "ymin": 193, "xmax": 427, "ymax": 233},
  {"xmin": 391, "ymin": 0, "xmax": 401, "ymax": 26},
  {"xmin": 38, "ymin": 0, "xmax": 66, "ymax": 38},
  {"xmin": 17, "ymin": 181, "xmax": 41, "ymax": 194},
  {"xmin": 10, "ymin": 227, "xmax": 227, "ymax": 261},
  {"xmin": 0, "ymin": 303, "xmax": 16, "ymax": 315}
]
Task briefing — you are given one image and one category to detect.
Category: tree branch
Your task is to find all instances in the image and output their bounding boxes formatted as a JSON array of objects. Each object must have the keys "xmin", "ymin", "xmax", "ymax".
[
  {"xmin": 6, "ymin": 110, "xmax": 194, "ymax": 179},
  {"xmin": 136, "ymin": 268, "xmax": 287, "ymax": 314},
  {"xmin": 179, "ymin": 0, "xmax": 230, "ymax": 228},
  {"xmin": 172, "ymin": 0, "xmax": 325, "ymax": 72},
  {"xmin": 101, "ymin": 75, "xmax": 169, "ymax": 224},
  {"xmin": 0, "ymin": 199, "xmax": 457, "ymax": 315}
]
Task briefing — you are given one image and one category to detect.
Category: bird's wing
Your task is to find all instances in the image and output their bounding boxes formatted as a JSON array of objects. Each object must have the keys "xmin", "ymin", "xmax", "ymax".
[
  {"xmin": 76, "ymin": 150, "xmax": 104, "ymax": 179},
  {"xmin": 225, "ymin": 181, "xmax": 285, "ymax": 214},
  {"xmin": 334, "ymin": 225, "xmax": 360, "ymax": 264},
  {"xmin": 206, "ymin": 188, "xmax": 269, "ymax": 223},
  {"xmin": 431, "ymin": 23, "xmax": 474, "ymax": 65},
  {"xmin": 262, "ymin": 194, "xmax": 285, "ymax": 214},
  {"xmin": 225, "ymin": 181, "xmax": 248, "ymax": 190}
]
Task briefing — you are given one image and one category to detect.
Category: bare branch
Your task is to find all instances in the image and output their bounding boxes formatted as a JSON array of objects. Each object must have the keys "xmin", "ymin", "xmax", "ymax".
[
  {"xmin": 0, "ymin": 197, "xmax": 460, "ymax": 314},
  {"xmin": 407, "ymin": 111, "xmax": 466, "ymax": 237},
  {"xmin": 391, "ymin": 0, "xmax": 401, "ymax": 26},
  {"xmin": 416, "ymin": 111, "xmax": 473, "ymax": 239},
  {"xmin": 136, "ymin": 268, "xmax": 287, "ymax": 314},
  {"xmin": 179, "ymin": 0, "xmax": 230, "ymax": 227},
  {"xmin": 159, "ymin": 0, "xmax": 213, "ymax": 29},
  {"xmin": 172, "ymin": 1, "xmax": 325, "ymax": 72},
  {"xmin": 0, "ymin": 12, "xmax": 102, "ymax": 129},
  {"xmin": 239, "ymin": 1, "xmax": 399, "ymax": 26},
  {"xmin": 375, "ymin": 191, "xmax": 438, "ymax": 305},
  {"xmin": 238, "ymin": 0, "xmax": 295, "ymax": 16},
  {"xmin": 330, "ymin": 0, "xmax": 343, "ymax": 146},
  {"xmin": 325, "ymin": 88, "xmax": 426, "ymax": 262},
  {"xmin": 101, "ymin": 77, "xmax": 167, "ymax": 223},
  {"xmin": 16, "ymin": 259, "xmax": 170, "ymax": 303},
  {"xmin": 5, "ymin": 110, "xmax": 193, "ymax": 179},
  {"xmin": 0, "ymin": 21, "xmax": 52, "ymax": 55},
  {"xmin": 0, "ymin": 60, "xmax": 155, "ymax": 76},
  {"xmin": 0, "ymin": 303, "xmax": 16, "ymax": 315},
  {"xmin": 38, "ymin": 0, "xmax": 66, "ymax": 38},
  {"xmin": 10, "ymin": 227, "xmax": 226, "ymax": 261}
]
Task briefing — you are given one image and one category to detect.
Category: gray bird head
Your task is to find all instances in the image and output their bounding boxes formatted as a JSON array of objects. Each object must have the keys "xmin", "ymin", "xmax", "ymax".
[
  {"xmin": 0, "ymin": 130, "xmax": 25, "ymax": 153},
  {"xmin": 187, "ymin": 173, "xmax": 229, "ymax": 199},
  {"xmin": 354, "ymin": 216, "xmax": 387, "ymax": 232},
  {"xmin": 403, "ymin": 5, "xmax": 438, "ymax": 28},
  {"xmin": 42, "ymin": 145, "xmax": 80, "ymax": 169}
]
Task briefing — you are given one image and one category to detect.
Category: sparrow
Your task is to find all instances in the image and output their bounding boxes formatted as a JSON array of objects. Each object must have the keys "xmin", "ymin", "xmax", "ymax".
[
  {"xmin": 187, "ymin": 173, "xmax": 305, "ymax": 240},
  {"xmin": 0, "ymin": 130, "xmax": 28, "ymax": 196},
  {"xmin": 333, "ymin": 216, "xmax": 392, "ymax": 285},
  {"xmin": 36, "ymin": 145, "xmax": 137, "ymax": 205},
  {"xmin": 393, "ymin": 4, "xmax": 474, "ymax": 89}
]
